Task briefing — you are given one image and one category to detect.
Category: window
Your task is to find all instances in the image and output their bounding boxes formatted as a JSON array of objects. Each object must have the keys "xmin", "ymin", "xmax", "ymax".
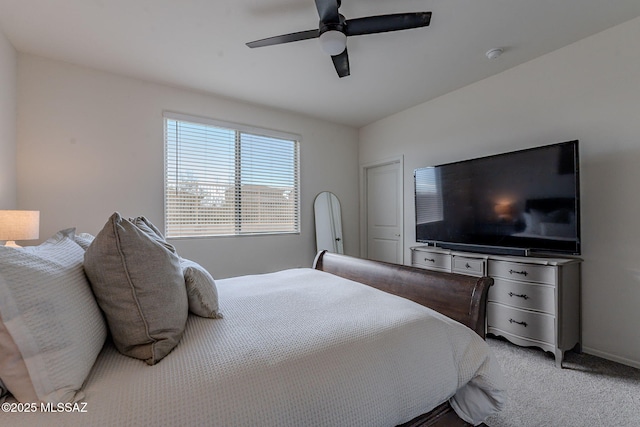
[{"xmin": 164, "ymin": 113, "xmax": 300, "ymax": 238}]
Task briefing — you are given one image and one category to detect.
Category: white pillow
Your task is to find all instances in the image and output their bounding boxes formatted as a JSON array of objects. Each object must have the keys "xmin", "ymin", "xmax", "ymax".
[
  {"xmin": 181, "ymin": 258, "xmax": 223, "ymax": 319},
  {"xmin": 0, "ymin": 320, "xmax": 38, "ymax": 401},
  {"xmin": 0, "ymin": 229, "xmax": 107, "ymax": 403},
  {"xmin": 73, "ymin": 232, "xmax": 95, "ymax": 250}
]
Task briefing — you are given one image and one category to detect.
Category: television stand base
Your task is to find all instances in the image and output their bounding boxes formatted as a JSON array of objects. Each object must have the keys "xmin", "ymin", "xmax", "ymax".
[{"xmin": 432, "ymin": 242, "xmax": 531, "ymax": 257}]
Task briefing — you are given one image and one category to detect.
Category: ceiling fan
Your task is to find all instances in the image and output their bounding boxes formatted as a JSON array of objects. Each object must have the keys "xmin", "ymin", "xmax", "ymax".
[{"xmin": 246, "ymin": 0, "xmax": 432, "ymax": 78}]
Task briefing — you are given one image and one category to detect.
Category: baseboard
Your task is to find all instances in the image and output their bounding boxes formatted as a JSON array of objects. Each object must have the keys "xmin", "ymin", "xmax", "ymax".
[{"xmin": 583, "ymin": 346, "xmax": 640, "ymax": 369}]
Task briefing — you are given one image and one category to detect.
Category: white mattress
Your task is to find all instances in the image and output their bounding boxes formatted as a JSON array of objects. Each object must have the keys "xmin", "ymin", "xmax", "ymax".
[{"xmin": 1, "ymin": 268, "xmax": 505, "ymax": 426}]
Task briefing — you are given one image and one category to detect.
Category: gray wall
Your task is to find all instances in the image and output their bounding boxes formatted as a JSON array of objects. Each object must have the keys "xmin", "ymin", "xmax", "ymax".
[
  {"xmin": 0, "ymin": 26, "xmax": 16, "ymax": 208},
  {"xmin": 360, "ymin": 17, "xmax": 640, "ymax": 368},
  {"xmin": 16, "ymin": 54, "xmax": 360, "ymax": 278}
]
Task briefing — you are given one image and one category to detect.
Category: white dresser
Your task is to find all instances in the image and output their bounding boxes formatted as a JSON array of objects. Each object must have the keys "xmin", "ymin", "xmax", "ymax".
[{"xmin": 411, "ymin": 246, "xmax": 581, "ymax": 367}]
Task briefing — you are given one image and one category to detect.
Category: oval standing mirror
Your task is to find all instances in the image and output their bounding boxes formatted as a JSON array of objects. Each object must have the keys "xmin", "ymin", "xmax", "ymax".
[{"xmin": 314, "ymin": 192, "xmax": 344, "ymax": 254}]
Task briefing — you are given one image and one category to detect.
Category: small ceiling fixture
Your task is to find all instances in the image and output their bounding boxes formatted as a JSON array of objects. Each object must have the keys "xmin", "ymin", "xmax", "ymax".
[{"xmin": 486, "ymin": 48, "xmax": 504, "ymax": 59}]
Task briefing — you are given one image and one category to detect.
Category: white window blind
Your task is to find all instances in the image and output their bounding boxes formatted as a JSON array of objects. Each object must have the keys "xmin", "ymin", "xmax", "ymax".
[{"xmin": 164, "ymin": 113, "xmax": 300, "ymax": 238}]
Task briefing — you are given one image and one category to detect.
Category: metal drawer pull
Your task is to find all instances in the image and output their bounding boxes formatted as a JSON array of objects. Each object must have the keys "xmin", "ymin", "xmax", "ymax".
[
  {"xmin": 509, "ymin": 269, "xmax": 528, "ymax": 276},
  {"xmin": 465, "ymin": 263, "xmax": 471, "ymax": 269},
  {"xmin": 424, "ymin": 258, "xmax": 435, "ymax": 263},
  {"xmin": 509, "ymin": 318, "xmax": 528, "ymax": 327},
  {"xmin": 508, "ymin": 292, "xmax": 529, "ymax": 300}
]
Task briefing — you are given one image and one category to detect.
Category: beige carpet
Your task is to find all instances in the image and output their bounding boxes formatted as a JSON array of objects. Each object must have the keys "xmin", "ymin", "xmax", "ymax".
[{"xmin": 485, "ymin": 337, "xmax": 640, "ymax": 427}]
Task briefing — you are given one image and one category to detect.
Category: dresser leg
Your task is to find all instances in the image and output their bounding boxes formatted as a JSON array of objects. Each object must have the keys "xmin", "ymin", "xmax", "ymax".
[{"xmin": 555, "ymin": 349, "xmax": 564, "ymax": 368}]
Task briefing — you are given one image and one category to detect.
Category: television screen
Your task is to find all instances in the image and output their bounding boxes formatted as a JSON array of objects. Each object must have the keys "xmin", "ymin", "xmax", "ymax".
[{"xmin": 414, "ymin": 140, "xmax": 580, "ymax": 255}]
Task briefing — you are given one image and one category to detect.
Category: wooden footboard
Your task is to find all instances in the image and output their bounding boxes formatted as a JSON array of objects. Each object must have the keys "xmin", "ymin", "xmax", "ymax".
[
  {"xmin": 313, "ymin": 250, "xmax": 492, "ymax": 339},
  {"xmin": 313, "ymin": 251, "xmax": 493, "ymax": 427}
]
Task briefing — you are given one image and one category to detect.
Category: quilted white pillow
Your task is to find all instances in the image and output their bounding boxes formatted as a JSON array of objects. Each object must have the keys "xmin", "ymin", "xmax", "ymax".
[
  {"xmin": 73, "ymin": 232, "xmax": 95, "ymax": 250},
  {"xmin": 0, "ymin": 319, "xmax": 38, "ymax": 402},
  {"xmin": 0, "ymin": 229, "xmax": 107, "ymax": 403}
]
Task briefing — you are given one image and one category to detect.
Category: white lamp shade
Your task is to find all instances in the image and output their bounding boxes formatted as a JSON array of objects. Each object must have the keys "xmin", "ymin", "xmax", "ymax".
[
  {"xmin": 319, "ymin": 30, "xmax": 347, "ymax": 56},
  {"xmin": 0, "ymin": 210, "xmax": 40, "ymax": 242}
]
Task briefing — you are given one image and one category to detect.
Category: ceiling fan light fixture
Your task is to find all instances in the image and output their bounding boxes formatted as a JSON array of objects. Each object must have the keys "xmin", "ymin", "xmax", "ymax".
[{"xmin": 319, "ymin": 30, "xmax": 347, "ymax": 56}]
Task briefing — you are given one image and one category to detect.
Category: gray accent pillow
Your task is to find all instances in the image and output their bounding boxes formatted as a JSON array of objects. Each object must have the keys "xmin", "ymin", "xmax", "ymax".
[
  {"xmin": 180, "ymin": 258, "xmax": 223, "ymax": 319},
  {"xmin": 84, "ymin": 213, "xmax": 188, "ymax": 365},
  {"xmin": 127, "ymin": 217, "xmax": 222, "ymax": 320},
  {"xmin": 129, "ymin": 216, "xmax": 177, "ymax": 254}
]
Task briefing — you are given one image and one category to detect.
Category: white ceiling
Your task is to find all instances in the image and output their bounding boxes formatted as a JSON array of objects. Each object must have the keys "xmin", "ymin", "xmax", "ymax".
[{"xmin": 1, "ymin": 0, "xmax": 640, "ymax": 128}]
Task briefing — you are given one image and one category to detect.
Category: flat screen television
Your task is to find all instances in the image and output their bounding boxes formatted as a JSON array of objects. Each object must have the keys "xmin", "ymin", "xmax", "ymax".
[{"xmin": 414, "ymin": 140, "xmax": 580, "ymax": 256}]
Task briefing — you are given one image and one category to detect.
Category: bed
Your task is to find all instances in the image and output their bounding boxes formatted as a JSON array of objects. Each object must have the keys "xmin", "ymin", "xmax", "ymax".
[{"xmin": 0, "ymin": 219, "xmax": 505, "ymax": 427}]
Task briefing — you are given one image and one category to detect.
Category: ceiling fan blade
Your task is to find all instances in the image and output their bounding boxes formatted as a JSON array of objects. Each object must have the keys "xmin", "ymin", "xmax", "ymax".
[
  {"xmin": 345, "ymin": 12, "xmax": 431, "ymax": 37},
  {"xmin": 246, "ymin": 29, "xmax": 319, "ymax": 48},
  {"xmin": 331, "ymin": 48, "xmax": 350, "ymax": 78},
  {"xmin": 315, "ymin": 0, "xmax": 340, "ymax": 24}
]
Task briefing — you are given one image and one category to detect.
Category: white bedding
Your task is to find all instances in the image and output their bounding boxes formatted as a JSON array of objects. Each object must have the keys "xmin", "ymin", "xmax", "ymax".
[{"xmin": 1, "ymin": 268, "xmax": 505, "ymax": 426}]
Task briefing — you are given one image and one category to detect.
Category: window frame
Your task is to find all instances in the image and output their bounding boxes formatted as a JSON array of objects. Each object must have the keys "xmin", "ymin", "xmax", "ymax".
[{"xmin": 163, "ymin": 112, "xmax": 301, "ymax": 239}]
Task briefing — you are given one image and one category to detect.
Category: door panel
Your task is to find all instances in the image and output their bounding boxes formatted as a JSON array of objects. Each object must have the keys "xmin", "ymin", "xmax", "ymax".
[{"xmin": 365, "ymin": 160, "xmax": 403, "ymax": 263}]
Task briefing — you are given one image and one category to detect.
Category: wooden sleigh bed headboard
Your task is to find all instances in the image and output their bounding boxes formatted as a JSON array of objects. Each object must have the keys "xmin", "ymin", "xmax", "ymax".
[{"xmin": 313, "ymin": 250, "xmax": 493, "ymax": 339}]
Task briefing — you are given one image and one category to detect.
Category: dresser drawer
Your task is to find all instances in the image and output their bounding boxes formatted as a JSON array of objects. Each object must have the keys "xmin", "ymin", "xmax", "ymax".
[
  {"xmin": 489, "ymin": 278, "xmax": 555, "ymax": 314},
  {"xmin": 487, "ymin": 302, "xmax": 555, "ymax": 344},
  {"xmin": 412, "ymin": 251, "xmax": 451, "ymax": 271},
  {"xmin": 452, "ymin": 256, "xmax": 485, "ymax": 277},
  {"xmin": 488, "ymin": 260, "xmax": 557, "ymax": 285}
]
